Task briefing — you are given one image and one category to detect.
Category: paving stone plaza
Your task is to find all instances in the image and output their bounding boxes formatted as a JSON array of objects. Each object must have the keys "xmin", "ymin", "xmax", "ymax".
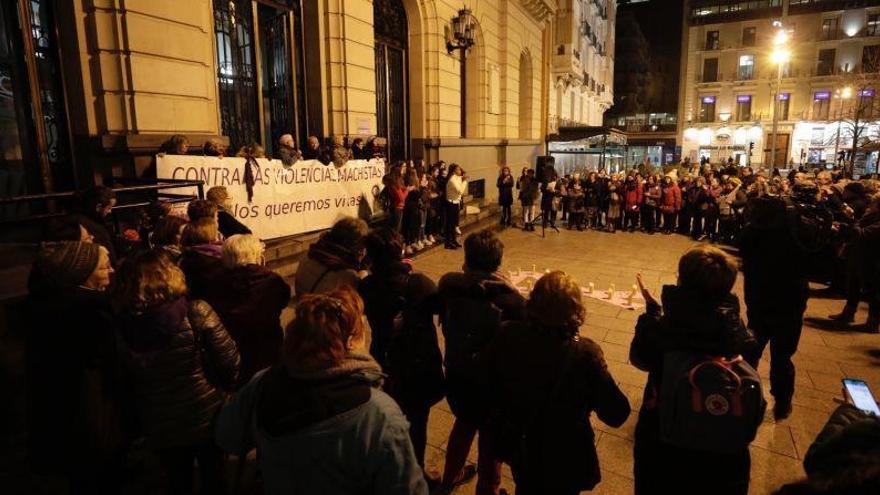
[{"xmin": 408, "ymin": 227, "xmax": 878, "ymax": 495}]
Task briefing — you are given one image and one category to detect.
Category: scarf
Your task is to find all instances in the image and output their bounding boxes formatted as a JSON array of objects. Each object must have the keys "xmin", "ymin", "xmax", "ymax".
[
  {"xmin": 287, "ymin": 352, "xmax": 384, "ymax": 383},
  {"xmin": 244, "ymin": 156, "xmax": 256, "ymax": 202}
]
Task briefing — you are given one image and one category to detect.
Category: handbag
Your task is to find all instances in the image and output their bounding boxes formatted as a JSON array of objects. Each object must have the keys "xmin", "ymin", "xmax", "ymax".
[{"xmin": 485, "ymin": 342, "xmax": 575, "ymax": 469}]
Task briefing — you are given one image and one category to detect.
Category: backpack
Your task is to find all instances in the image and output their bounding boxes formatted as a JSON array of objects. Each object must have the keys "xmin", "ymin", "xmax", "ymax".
[
  {"xmin": 385, "ymin": 277, "xmax": 446, "ymax": 408},
  {"xmin": 658, "ymin": 352, "xmax": 766, "ymax": 454}
]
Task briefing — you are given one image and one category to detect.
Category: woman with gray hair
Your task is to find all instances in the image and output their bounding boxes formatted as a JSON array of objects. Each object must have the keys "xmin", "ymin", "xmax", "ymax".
[{"xmin": 205, "ymin": 234, "xmax": 291, "ymax": 385}]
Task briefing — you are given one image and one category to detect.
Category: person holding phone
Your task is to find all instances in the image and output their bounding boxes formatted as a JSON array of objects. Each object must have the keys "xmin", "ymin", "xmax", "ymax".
[{"xmin": 775, "ymin": 381, "xmax": 880, "ymax": 494}]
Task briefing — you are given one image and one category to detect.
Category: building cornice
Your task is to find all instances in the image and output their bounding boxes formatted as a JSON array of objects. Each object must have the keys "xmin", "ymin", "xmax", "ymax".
[{"xmin": 519, "ymin": 0, "xmax": 557, "ymax": 23}]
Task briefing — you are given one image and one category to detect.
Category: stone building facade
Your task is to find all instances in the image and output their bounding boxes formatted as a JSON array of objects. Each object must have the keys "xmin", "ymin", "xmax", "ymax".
[
  {"xmin": 679, "ymin": 0, "xmax": 880, "ymax": 172},
  {"xmin": 548, "ymin": 0, "xmax": 615, "ymax": 131},
  {"xmin": 2, "ymin": 0, "xmax": 620, "ymax": 207}
]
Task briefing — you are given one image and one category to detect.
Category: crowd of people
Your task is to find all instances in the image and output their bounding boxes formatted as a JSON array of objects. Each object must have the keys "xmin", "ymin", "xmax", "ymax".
[
  {"xmin": 159, "ymin": 133, "xmax": 387, "ymax": 168},
  {"xmin": 18, "ymin": 153, "xmax": 880, "ymax": 495},
  {"xmin": 379, "ymin": 160, "xmax": 471, "ymax": 253},
  {"xmin": 503, "ymin": 159, "xmax": 880, "ymax": 334}
]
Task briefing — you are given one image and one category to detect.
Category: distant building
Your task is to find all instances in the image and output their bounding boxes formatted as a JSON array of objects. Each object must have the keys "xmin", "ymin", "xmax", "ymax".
[
  {"xmin": 549, "ymin": 0, "xmax": 616, "ymax": 131},
  {"xmin": 679, "ymin": 0, "xmax": 880, "ymax": 173},
  {"xmin": 606, "ymin": 0, "xmax": 683, "ymax": 168}
]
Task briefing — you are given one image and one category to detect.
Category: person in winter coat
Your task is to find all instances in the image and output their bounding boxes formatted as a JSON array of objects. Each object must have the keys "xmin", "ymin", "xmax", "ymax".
[
  {"xmin": 445, "ymin": 164, "xmax": 469, "ymax": 249},
  {"xmin": 179, "ymin": 216, "xmax": 225, "ymax": 301},
  {"xmin": 116, "ymin": 250, "xmax": 240, "ymax": 494},
  {"xmin": 739, "ymin": 190, "xmax": 811, "ymax": 419},
  {"xmin": 518, "ymin": 169, "xmax": 540, "ymax": 231},
  {"xmin": 485, "ymin": 271, "xmax": 630, "ymax": 494},
  {"xmin": 623, "ymin": 175, "xmax": 643, "ymax": 232},
  {"xmin": 705, "ymin": 177, "xmax": 723, "ymax": 241},
  {"xmin": 607, "ymin": 177, "xmax": 622, "ymax": 232},
  {"xmin": 150, "ymin": 214, "xmax": 188, "ymax": 262},
  {"xmin": 26, "ymin": 242, "xmax": 125, "ymax": 493},
  {"xmin": 642, "ymin": 175, "xmax": 661, "ymax": 233},
  {"xmin": 497, "ymin": 166, "xmax": 515, "ymax": 227},
  {"xmin": 206, "ymin": 186, "xmax": 252, "ymax": 238},
  {"xmin": 384, "ymin": 164, "xmax": 408, "ymax": 234},
  {"xmin": 717, "ymin": 179, "xmax": 746, "ymax": 244},
  {"xmin": 566, "ymin": 180, "xmax": 586, "ymax": 230},
  {"xmin": 776, "ymin": 403, "xmax": 880, "ymax": 494},
  {"xmin": 73, "ymin": 186, "xmax": 118, "ymax": 264},
  {"xmin": 659, "ymin": 175, "xmax": 682, "ymax": 234},
  {"xmin": 689, "ymin": 176, "xmax": 712, "ymax": 240},
  {"xmin": 630, "ymin": 245, "xmax": 760, "ymax": 495},
  {"xmin": 358, "ymin": 229, "xmax": 445, "ymax": 475},
  {"xmin": 830, "ymin": 193, "xmax": 880, "ymax": 332},
  {"xmin": 204, "ymin": 234, "xmax": 291, "ymax": 385},
  {"xmin": 677, "ymin": 176, "xmax": 694, "ymax": 235},
  {"xmin": 215, "ymin": 287, "xmax": 428, "ymax": 495},
  {"xmin": 294, "ymin": 216, "xmax": 369, "ymax": 297},
  {"xmin": 595, "ymin": 169, "xmax": 611, "ymax": 228},
  {"xmin": 402, "ymin": 169, "xmax": 423, "ymax": 254},
  {"xmin": 436, "ymin": 229, "xmax": 527, "ymax": 495},
  {"xmin": 583, "ymin": 172, "xmax": 601, "ymax": 229}
]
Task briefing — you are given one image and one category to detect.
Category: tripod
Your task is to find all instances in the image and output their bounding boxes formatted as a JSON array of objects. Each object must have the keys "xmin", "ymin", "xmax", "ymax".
[{"xmin": 527, "ymin": 207, "xmax": 560, "ymax": 238}]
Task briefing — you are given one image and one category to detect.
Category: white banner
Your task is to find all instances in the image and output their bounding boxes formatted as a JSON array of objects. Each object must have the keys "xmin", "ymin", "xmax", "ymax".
[{"xmin": 157, "ymin": 155, "xmax": 386, "ymax": 240}]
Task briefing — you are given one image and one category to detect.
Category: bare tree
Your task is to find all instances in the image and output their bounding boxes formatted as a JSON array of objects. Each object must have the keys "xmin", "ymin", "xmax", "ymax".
[{"xmin": 830, "ymin": 46, "xmax": 880, "ymax": 175}]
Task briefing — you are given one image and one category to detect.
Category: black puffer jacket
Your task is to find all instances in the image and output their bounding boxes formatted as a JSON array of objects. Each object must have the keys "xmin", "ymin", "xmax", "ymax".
[
  {"xmin": 630, "ymin": 285, "xmax": 760, "ymax": 410},
  {"xmin": 121, "ymin": 298, "xmax": 239, "ymax": 448},
  {"xmin": 740, "ymin": 195, "xmax": 810, "ymax": 316}
]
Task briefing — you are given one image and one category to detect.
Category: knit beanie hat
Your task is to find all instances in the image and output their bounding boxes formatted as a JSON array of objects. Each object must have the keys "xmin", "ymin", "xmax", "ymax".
[{"xmin": 33, "ymin": 241, "xmax": 101, "ymax": 290}]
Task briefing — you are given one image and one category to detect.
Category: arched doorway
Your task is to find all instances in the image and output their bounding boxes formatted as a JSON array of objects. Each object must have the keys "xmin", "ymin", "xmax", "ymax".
[{"xmin": 374, "ymin": 0, "xmax": 409, "ymax": 162}]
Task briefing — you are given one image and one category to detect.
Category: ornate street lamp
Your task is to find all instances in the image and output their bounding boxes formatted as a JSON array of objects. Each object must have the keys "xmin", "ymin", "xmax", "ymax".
[
  {"xmin": 447, "ymin": 8, "xmax": 477, "ymax": 54},
  {"xmin": 447, "ymin": 8, "xmax": 477, "ymax": 137}
]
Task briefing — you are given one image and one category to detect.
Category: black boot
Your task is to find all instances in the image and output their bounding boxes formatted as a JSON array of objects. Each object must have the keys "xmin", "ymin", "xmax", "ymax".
[{"xmin": 773, "ymin": 399, "xmax": 793, "ymax": 420}]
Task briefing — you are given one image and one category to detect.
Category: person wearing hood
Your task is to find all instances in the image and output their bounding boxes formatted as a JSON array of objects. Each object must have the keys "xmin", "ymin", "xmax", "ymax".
[
  {"xmin": 179, "ymin": 216, "xmax": 225, "ymax": 301},
  {"xmin": 740, "ymin": 190, "xmax": 811, "ymax": 419},
  {"xmin": 206, "ymin": 234, "xmax": 291, "ymax": 385},
  {"xmin": 115, "ymin": 250, "xmax": 239, "ymax": 494},
  {"xmin": 294, "ymin": 216, "xmax": 369, "ymax": 297},
  {"xmin": 358, "ymin": 229, "xmax": 445, "ymax": 481},
  {"xmin": 484, "ymin": 271, "xmax": 630, "ymax": 494},
  {"xmin": 26, "ymin": 241, "xmax": 125, "ymax": 493},
  {"xmin": 630, "ymin": 245, "xmax": 760, "ymax": 495},
  {"xmin": 215, "ymin": 287, "xmax": 428, "ymax": 494},
  {"xmin": 435, "ymin": 229, "xmax": 527, "ymax": 495}
]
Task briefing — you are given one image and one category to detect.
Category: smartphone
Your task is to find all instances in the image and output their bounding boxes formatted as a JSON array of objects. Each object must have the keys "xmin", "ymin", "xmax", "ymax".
[{"xmin": 843, "ymin": 378, "xmax": 880, "ymax": 416}]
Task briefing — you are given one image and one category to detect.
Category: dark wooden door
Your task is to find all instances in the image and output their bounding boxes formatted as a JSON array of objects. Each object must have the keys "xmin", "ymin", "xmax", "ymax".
[{"xmin": 374, "ymin": 0, "xmax": 409, "ymax": 163}]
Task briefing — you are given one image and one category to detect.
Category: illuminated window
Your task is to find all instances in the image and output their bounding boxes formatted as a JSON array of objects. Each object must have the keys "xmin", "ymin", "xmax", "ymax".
[
  {"xmin": 738, "ymin": 54, "xmax": 755, "ymax": 80},
  {"xmin": 699, "ymin": 96, "xmax": 716, "ymax": 123},
  {"xmin": 736, "ymin": 95, "xmax": 752, "ymax": 121},
  {"xmin": 813, "ymin": 91, "xmax": 830, "ymax": 120}
]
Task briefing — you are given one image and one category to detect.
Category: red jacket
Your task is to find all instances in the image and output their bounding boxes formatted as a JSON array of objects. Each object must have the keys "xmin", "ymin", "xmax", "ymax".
[
  {"xmin": 660, "ymin": 183, "xmax": 682, "ymax": 212},
  {"xmin": 624, "ymin": 182, "xmax": 643, "ymax": 211}
]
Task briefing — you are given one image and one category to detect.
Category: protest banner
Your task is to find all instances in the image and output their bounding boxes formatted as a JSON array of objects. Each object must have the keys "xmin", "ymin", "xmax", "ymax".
[{"xmin": 157, "ymin": 155, "xmax": 386, "ymax": 240}]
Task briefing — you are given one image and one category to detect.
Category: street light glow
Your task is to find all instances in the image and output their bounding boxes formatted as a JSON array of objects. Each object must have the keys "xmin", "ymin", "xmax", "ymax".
[
  {"xmin": 841, "ymin": 86, "xmax": 853, "ymax": 99},
  {"xmin": 773, "ymin": 30, "xmax": 788, "ymax": 46},
  {"xmin": 771, "ymin": 48, "xmax": 791, "ymax": 65}
]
